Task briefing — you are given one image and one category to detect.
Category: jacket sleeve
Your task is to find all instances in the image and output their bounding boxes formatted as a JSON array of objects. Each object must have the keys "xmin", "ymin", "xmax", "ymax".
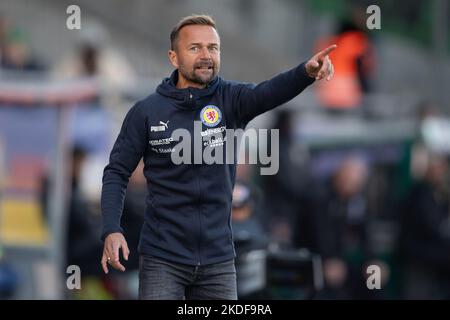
[
  {"xmin": 231, "ymin": 62, "xmax": 315, "ymax": 128},
  {"xmin": 101, "ymin": 101, "xmax": 148, "ymax": 240}
]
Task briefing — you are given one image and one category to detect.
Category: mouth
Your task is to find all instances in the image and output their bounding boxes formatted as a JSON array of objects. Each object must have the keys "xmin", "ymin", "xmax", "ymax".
[
  {"xmin": 196, "ymin": 67, "xmax": 213, "ymax": 72},
  {"xmin": 195, "ymin": 63, "xmax": 214, "ymax": 72}
]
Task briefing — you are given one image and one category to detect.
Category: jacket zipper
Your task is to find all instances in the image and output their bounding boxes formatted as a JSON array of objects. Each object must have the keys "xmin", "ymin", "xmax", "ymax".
[
  {"xmin": 193, "ymin": 164, "xmax": 202, "ymax": 267},
  {"xmin": 190, "ymin": 89, "xmax": 202, "ymax": 266}
]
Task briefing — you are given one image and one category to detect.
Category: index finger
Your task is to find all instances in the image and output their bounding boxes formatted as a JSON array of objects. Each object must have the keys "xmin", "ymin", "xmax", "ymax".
[{"xmin": 317, "ymin": 44, "xmax": 337, "ymax": 59}]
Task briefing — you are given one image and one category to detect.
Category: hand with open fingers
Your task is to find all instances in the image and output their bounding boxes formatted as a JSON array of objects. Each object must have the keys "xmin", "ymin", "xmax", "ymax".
[
  {"xmin": 305, "ymin": 44, "xmax": 337, "ymax": 81},
  {"xmin": 101, "ymin": 232, "xmax": 130, "ymax": 274}
]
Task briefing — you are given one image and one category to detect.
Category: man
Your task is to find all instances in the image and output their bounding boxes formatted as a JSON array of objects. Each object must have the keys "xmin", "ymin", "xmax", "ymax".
[
  {"xmin": 231, "ymin": 181, "xmax": 267, "ymax": 256},
  {"xmin": 309, "ymin": 157, "xmax": 372, "ymax": 299},
  {"xmin": 400, "ymin": 153, "xmax": 450, "ymax": 299},
  {"xmin": 100, "ymin": 14, "xmax": 335, "ymax": 300}
]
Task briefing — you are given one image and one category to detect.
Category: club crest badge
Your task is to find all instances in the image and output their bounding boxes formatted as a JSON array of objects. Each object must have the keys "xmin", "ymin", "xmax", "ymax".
[{"xmin": 200, "ymin": 105, "xmax": 222, "ymax": 127}]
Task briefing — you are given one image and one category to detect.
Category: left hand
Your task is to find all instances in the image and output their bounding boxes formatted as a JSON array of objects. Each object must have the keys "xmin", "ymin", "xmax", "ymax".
[{"xmin": 305, "ymin": 44, "xmax": 337, "ymax": 81}]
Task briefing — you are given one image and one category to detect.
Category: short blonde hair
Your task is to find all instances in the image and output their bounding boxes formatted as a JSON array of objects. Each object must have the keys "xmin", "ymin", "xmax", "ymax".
[{"xmin": 170, "ymin": 14, "xmax": 217, "ymax": 50}]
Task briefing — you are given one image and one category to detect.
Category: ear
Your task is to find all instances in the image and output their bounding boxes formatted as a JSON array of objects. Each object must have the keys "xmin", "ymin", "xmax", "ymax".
[{"xmin": 168, "ymin": 50, "xmax": 178, "ymax": 68}]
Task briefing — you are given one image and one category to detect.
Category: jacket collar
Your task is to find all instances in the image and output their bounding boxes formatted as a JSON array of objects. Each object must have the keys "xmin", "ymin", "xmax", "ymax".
[{"xmin": 156, "ymin": 70, "xmax": 220, "ymax": 110}]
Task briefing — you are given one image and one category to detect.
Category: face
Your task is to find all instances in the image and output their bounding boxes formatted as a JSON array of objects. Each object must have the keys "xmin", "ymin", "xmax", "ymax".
[
  {"xmin": 169, "ymin": 25, "xmax": 220, "ymax": 88},
  {"xmin": 335, "ymin": 159, "xmax": 368, "ymax": 198}
]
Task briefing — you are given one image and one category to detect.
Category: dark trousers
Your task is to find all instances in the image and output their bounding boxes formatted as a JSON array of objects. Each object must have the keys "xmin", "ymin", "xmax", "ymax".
[{"xmin": 139, "ymin": 254, "xmax": 237, "ymax": 300}]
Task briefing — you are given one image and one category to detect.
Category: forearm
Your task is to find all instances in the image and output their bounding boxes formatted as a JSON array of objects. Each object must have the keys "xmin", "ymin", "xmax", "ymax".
[
  {"xmin": 101, "ymin": 166, "xmax": 129, "ymax": 240},
  {"xmin": 254, "ymin": 62, "xmax": 315, "ymax": 107},
  {"xmin": 236, "ymin": 62, "xmax": 315, "ymax": 125}
]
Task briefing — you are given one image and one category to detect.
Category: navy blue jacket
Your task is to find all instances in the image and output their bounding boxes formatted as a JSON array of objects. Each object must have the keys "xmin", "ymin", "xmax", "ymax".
[{"xmin": 101, "ymin": 62, "xmax": 315, "ymax": 266}]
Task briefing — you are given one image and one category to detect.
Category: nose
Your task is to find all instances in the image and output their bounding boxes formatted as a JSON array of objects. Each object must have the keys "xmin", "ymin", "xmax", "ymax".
[{"xmin": 198, "ymin": 47, "xmax": 211, "ymax": 59}]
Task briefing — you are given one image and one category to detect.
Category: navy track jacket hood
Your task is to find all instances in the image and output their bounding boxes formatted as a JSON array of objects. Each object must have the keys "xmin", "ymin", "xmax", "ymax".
[{"xmin": 101, "ymin": 63, "xmax": 315, "ymax": 266}]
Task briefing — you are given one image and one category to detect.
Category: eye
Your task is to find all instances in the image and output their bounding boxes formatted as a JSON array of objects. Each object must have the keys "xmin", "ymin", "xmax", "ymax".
[{"xmin": 189, "ymin": 46, "xmax": 199, "ymax": 52}]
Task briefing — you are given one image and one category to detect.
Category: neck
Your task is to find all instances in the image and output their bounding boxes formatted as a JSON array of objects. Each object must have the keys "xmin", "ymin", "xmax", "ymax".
[{"xmin": 176, "ymin": 71, "xmax": 207, "ymax": 89}]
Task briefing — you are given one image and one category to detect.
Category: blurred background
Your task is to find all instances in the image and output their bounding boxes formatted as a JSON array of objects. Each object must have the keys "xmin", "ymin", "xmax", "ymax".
[{"xmin": 0, "ymin": 0, "xmax": 449, "ymax": 299}]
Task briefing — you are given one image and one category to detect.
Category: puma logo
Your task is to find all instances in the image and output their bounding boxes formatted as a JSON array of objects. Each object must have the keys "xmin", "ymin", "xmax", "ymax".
[
  {"xmin": 159, "ymin": 120, "xmax": 169, "ymax": 129},
  {"xmin": 151, "ymin": 120, "xmax": 170, "ymax": 132}
]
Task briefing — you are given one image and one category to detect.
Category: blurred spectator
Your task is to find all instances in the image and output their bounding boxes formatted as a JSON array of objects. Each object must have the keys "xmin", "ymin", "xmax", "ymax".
[
  {"xmin": 39, "ymin": 145, "xmax": 108, "ymax": 299},
  {"xmin": 399, "ymin": 153, "xmax": 450, "ymax": 299},
  {"xmin": 232, "ymin": 181, "xmax": 268, "ymax": 300},
  {"xmin": 410, "ymin": 101, "xmax": 442, "ymax": 181},
  {"xmin": 0, "ymin": 27, "xmax": 44, "ymax": 71},
  {"xmin": 65, "ymin": 146, "xmax": 104, "ymax": 277},
  {"xmin": 305, "ymin": 156, "xmax": 377, "ymax": 299},
  {"xmin": 53, "ymin": 22, "xmax": 136, "ymax": 93},
  {"xmin": 315, "ymin": 11, "xmax": 375, "ymax": 111},
  {"xmin": 40, "ymin": 146, "xmax": 103, "ymax": 281},
  {"xmin": 232, "ymin": 181, "xmax": 268, "ymax": 256}
]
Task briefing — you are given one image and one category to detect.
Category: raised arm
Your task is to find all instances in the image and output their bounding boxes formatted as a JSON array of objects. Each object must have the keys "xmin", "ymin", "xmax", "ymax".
[{"xmin": 232, "ymin": 45, "xmax": 336, "ymax": 127}]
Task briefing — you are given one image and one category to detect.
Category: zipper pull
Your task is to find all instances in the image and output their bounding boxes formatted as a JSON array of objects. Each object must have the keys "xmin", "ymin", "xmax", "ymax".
[{"xmin": 188, "ymin": 90, "xmax": 194, "ymax": 107}]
